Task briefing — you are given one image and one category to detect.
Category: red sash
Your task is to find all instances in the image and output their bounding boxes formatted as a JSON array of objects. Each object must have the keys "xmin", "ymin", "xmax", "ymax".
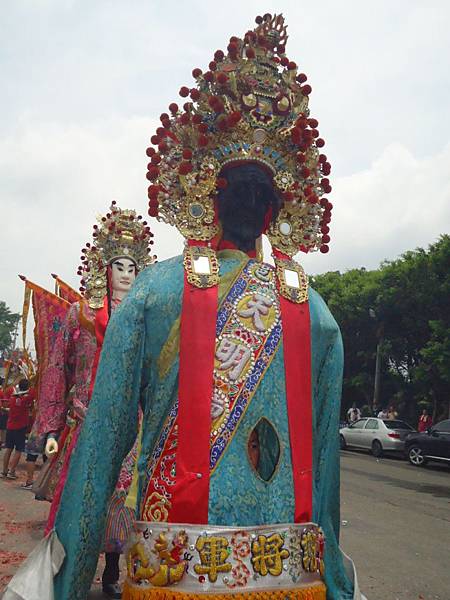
[
  {"xmin": 169, "ymin": 255, "xmax": 312, "ymax": 524},
  {"xmin": 168, "ymin": 275, "xmax": 218, "ymax": 523}
]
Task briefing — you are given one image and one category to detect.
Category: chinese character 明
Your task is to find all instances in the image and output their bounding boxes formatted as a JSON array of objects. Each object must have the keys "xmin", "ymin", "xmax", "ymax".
[
  {"xmin": 194, "ymin": 536, "xmax": 232, "ymax": 583},
  {"xmin": 251, "ymin": 533, "xmax": 290, "ymax": 577},
  {"xmin": 238, "ymin": 293, "xmax": 273, "ymax": 332},
  {"xmin": 216, "ymin": 338, "xmax": 251, "ymax": 381}
]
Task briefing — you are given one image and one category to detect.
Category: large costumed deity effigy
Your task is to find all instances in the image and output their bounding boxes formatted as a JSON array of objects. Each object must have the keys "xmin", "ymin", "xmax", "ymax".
[{"xmin": 4, "ymin": 13, "xmax": 366, "ymax": 600}]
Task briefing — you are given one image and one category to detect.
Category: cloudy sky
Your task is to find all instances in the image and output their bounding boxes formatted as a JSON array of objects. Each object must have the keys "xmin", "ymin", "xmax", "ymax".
[{"xmin": 1, "ymin": 0, "xmax": 449, "ymax": 320}]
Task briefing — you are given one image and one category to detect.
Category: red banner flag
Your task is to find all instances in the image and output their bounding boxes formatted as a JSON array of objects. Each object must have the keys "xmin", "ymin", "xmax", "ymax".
[{"xmin": 20, "ymin": 278, "xmax": 71, "ymax": 403}]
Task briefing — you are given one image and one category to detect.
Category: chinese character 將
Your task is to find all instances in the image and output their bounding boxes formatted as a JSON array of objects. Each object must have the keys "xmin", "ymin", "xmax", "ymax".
[
  {"xmin": 301, "ymin": 530, "xmax": 319, "ymax": 573},
  {"xmin": 194, "ymin": 535, "xmax": 232, "ymax": 582},
  {"xmin": 216, "ymin": 338, "xmax": 251, "ymax": 381},
  {"xmin": 238, "ymin": 293, "xmax": 273, "ymax": 332},
  {"xmin": 251, "ymin": 533, "xmax": 290, "ymax": 577}
]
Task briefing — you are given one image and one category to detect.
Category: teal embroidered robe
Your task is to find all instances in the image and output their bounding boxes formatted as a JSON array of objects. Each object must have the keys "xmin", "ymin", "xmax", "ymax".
[{"xmin": 53, "ymin": 251, "xmax": 354, "ymax": 600}]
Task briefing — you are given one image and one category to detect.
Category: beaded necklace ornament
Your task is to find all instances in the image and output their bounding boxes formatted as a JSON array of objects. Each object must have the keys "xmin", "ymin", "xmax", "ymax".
[
  {"xmin": 145, "ymin": 13, "xmax": 332, "ymax": 296},
  {"xmin": 78, "ymin": 202, "xmax": 157, "ymax": 309}
]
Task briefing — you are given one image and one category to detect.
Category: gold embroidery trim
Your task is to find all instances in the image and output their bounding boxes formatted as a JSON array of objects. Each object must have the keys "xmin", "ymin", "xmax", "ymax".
[
  {"xmin": 274, "ymin": 257, "xmax": 308, "ymax": 304},
  {"xmin": 183, "ymin": 246, "xmax": 219, "ymax": 289}
]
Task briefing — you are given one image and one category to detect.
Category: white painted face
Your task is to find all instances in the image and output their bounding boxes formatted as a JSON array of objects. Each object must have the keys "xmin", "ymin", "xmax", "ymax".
[{"xmin": 110, "ymin": 257, "xmax": 137, "ymax": 296}]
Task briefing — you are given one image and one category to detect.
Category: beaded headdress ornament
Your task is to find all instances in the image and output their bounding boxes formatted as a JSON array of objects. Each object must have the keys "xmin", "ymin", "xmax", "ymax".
[
  {"xmin": 78, "ymin": 201, "xmax": 157, "ymax": 308},
  {"xmin": 146, "ymin": 14, "xmax": 332, "ymax": 257}
]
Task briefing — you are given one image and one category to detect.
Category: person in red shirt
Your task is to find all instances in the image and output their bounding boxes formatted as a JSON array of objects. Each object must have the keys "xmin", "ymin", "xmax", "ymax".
[
  {"xmin": 418, "ymin": 408, "xmax": 433, "ymax": 432},
  {"xmin": 0, "ymin": 382, "xmax": 8, "ymax": 449},
  {"xmin": 1, "ymin": 379, "xmax": 33, "ymax": 479},
  {"xmin": 0, "ymin": 382, "xmax": 14, "ymax": 448}
]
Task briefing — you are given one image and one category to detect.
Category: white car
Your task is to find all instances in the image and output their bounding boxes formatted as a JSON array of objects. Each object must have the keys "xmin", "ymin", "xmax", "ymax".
[{"xmin": 340, "ymin": 418, "xmax": 415, "ymax": 457}]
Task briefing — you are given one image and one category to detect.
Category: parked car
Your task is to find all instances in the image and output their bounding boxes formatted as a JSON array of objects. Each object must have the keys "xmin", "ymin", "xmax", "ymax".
[
  {"xmin": 404, "ymin": 419, "xmax": 450, "ymax": 467},
  {"xmin": 340, "ymin": 418, "xmax": 415, "ymax": 457}
]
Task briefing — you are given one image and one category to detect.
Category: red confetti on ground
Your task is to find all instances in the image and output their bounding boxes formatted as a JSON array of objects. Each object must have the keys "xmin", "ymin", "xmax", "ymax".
[
  {"xmin": 0, "ymin": 574, "xmax": 12, "ymax": 586},
  {"xmin": 4, "ymin": 521, "xmax": 35, "ymax": 534},
  {"xmin": 0, "ymin": 550, "xmax": 26, "ymax": 566}
]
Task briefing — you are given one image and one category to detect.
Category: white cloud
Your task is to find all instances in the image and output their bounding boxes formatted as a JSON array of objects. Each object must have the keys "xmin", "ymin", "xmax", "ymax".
[
  {"xmin": 300, "ymin": 142, "xmax": 450, "ymax": 275},
  {"xmin": 0, "ymin": 116, "xmax": 184, "ymax": 314}
]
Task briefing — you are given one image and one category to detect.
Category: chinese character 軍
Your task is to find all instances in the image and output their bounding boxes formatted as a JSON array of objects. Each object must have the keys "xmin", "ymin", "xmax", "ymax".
[
  {"xmin": 238, "ymin": 293, "xmax": 273, "ymax": 332},
  {"xmin": 251, "ymin": 533, "xmax": 290, "ymax": 577},
  {"xmin": 194, "ymin": 535, "xmax": 232, "ymax": 582},
  {"xmin": 215, "ymin": 338, "xmax": 251, "ymax": 381}
]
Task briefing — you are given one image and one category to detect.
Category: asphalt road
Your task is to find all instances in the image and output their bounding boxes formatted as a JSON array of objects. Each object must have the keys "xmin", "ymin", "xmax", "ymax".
[
  {"xmin": 339, "ymin": 450, "xmax": 450, "ymax": 600},
  {"xmin": 1, "ymin": 450, "xmax": 449, "ymax": 599}
]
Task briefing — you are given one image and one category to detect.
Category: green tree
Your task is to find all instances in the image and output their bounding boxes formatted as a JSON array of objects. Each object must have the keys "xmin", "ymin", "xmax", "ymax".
[
  {"xmin": 311, "ymin": 268, "xmax": 383, "ymax": 411},
  {"xmin": 378, "ymin": 235, "xmax": 450, "ymax": 421},
  {"xmin": 310, "ymin": 235, "xmax": 450, "ymax": 423},
  {"xmin": 417, "ymin": 320, "xmax": 450, "ymax": 419},
  {"xmin": 0, "ymin": 301, "xmax": 20, "ymax": 354}
]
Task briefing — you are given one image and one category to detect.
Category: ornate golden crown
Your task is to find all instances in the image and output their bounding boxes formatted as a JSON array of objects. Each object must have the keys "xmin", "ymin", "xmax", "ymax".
[
  {"xmin": 78, "ymin": 202, "xmax": 157, "ymax": 308},
  {"xmin": 146, "ymin": 13, "xmax": 332, "ymax": 258}
]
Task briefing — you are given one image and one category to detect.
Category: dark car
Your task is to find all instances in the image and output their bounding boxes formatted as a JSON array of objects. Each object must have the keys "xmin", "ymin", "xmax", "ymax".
[{"xmin": 405, "ymin": 419, "xmax": 450, "ymax": 467}]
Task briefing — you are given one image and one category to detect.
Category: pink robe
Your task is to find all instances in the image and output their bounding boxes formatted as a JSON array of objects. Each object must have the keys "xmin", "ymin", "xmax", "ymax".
[
  {"xmin": 36, "ymin": 300, "xmax": 97, "ymax": 524},
  {"xmin": 37, "ymin": 299, "xmax": 137, "ymax": 551}
]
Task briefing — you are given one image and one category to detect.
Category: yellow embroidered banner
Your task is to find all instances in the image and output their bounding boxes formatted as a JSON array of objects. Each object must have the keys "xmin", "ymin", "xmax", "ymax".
[
  {"xmin": 21, "ymin": 282, "xmax": 32, "ymax": 350},
  {"xmin": 52, "ymin": 273, "xmax": 83, "ymax": 304}
]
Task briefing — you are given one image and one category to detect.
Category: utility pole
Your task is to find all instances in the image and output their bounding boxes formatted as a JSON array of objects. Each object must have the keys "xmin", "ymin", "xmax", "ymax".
[
  {"xmin": 369, "ymin": 309, "xmax": 383, "ymax": 412},
  {"xmin": 373, "ymin": 335, "xmax": 382, "ymax": 410}
]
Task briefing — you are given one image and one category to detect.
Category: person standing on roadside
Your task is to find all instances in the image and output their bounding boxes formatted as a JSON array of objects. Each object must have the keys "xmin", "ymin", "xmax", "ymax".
[
  {"xmin": 0, "ymin": 380, "xmax": 9, "ymax": 449},
  {"xmin": 377, "ymin": 407, "xmax": 389, "ymax": 419},
  {"xmin": 388, "ymin": 405, "xmax": 398, "ymax": 420},
  {"xmin": 418, "ymin": 408, "xmax": 433, "ymax": 432},
  {"xmin": 347, "ymin": 403, "xmax": 361, "ymax": 423},
  {"xmin": 1, "ymin": 379, "xmax": 33, "ymax": 479}
]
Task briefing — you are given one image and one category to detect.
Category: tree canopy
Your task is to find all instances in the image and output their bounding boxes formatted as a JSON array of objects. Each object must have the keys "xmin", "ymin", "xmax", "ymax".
[
  {"xmin": 311, "ymin": 235, "xmax": 450, "ymax": 424},
  {"xmin": 0, "ymin": 301, "xmax": 21, "ymax": 355}
]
